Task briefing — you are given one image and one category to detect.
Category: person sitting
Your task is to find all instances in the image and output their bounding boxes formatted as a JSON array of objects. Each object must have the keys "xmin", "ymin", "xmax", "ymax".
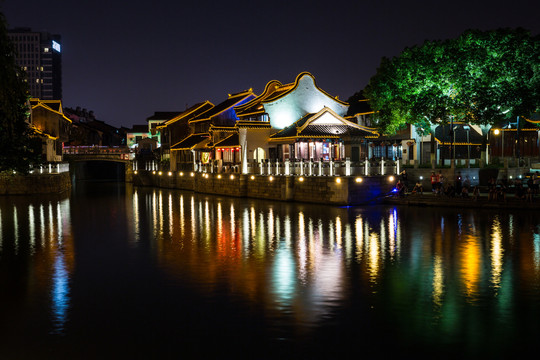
[{"xmin": 412, "ymin": 181, "xmax": 424, "ymax": 195}]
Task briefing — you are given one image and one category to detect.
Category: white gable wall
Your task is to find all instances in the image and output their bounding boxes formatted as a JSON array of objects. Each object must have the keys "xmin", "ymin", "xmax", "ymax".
[{"xmin": 264, "ymin": 74, "xmax": 349, "ymax": 130}]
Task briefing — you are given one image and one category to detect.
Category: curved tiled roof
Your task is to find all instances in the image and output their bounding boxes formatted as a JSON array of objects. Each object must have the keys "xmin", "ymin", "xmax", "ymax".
[
  {"xmin": 171, "ymin": 134, "xmax": 210, "ymax": 150},
  {"xmin": 190, "ymin": 90, "xmax": 255, "ymax": 123},
  {"xmin": 214, "ymin": 133, "xmax": 239, "ymax": 148},
  {"xmin": 269, "ymin": 107, "xmax": 377, "ymax": 141},
  {"xmin": 262, "ymin": 72, "xmax": 349, "ymax": 106}
]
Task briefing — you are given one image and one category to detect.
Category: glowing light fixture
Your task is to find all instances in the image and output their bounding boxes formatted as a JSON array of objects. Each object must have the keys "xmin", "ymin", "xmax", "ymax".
[
  {"xmin": 152, "ymin": 171, "xmax": 156, "ymax": 175},
  {"xmin": 299, "ymin": 177, "xmax": 304, "ymax": 182},
  {"xmin": 217, "ymin": 174, "xmax": 222, "ymax": 179},
  {"xmin": 269, "ymin": 176, "xmax": 274, "ymax": 181},
  {"xmin": 389, "ymin": 176, "xmax": 395, "ymax": 182},
  {"xmin": 336, "ymin": 177, "xmax": 341, "ymax": 184},
  {"xmin": 355, "ymin": 177, "xmax": 363, "ymax": 183},
  {"xmin": 179, "ymin": 172, "xmax": 184, "ymax": 176},
  {"xmin": 134, "ymin": 170, "xmax": 138, "ymax": 175},
  {"xmin": 230, "ymin": 175, "xmax": 235, "ymax": 180},
  {"xmin": 494, "ymin": 129, "xmax": 500, "ymax": 135},
  {"xmin": 158, "ymin": 171, "xmax": 163, "ymax": 176},
  {"xmin": 250, "ymin": 175, "xmax": 255, "ymax": 180},
  {"xmin": 168, "ymin": 171, "xmax": 172, "ymax": 176},
  {"xmin": 190, "ymin": 172, "xmax": 194, "ymax": 177}
]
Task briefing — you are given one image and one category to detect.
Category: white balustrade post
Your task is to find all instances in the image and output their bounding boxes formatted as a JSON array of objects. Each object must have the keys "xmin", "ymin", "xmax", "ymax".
[
  {"xmin": 318, "ymin": 159, "xmax": 322, "ymax": 176},
  {"xmin": 329, "ymin": 159, "xmax": 334, "ymax": 176},
  {"xmin": 300, "ymin": 159, "xmax": 304, "ymax": 176},
  {"xmin": 396, "ymin": 160, "xmax": 400, "ymax": 175},
  {"xmin": 345, "ymin": 157, "xmax": 351, "ymax": 176},
  {"xmin": 364, "ymin": 157, "xmax": 368, "ymax": 176},
  {"xmin": 381, "ymin": 158, "xmax": 385, "ymax": 175},
  {"xmin": 285, "ymin": 159, "xmax": 290, "ymax": 176}
]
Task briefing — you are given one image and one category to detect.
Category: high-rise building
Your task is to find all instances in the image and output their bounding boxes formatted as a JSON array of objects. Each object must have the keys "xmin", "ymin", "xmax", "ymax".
[{"xmin": 7, "ymin": 28, "xmax": 62, "ymax": 100}]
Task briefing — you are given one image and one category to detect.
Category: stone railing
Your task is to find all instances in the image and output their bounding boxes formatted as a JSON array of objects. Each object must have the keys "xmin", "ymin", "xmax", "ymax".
[
  {"xmin": 29, "ymin": 162, "xmax": 70, "ymax": 174},
  {"xmin": 164, "ymin": 158, "xmax": 403, "ymax": 177}
]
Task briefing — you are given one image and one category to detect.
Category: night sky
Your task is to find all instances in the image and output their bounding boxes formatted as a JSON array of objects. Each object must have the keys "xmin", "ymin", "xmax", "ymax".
[{"xmin": 3, "ymin": 0, "xmax": 539, "ymax": 129}]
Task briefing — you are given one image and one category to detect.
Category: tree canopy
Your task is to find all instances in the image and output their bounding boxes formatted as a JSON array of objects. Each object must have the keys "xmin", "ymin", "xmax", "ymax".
[
  {"xmin": 0, "ymin": 11, "xmax": 41, "ymax": 173},
  {"xmin": 364, "ymin": 28, "xmax": 540, "ymax": 135}
]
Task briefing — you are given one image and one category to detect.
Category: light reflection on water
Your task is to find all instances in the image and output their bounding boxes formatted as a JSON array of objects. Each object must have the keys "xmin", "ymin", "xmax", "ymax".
[
  {"xmin": 130, "ymin": 185, "xmax": 540, "ymax": 349},
  {"xmin": 2, "ymin": 183, "xmax": 540, "ymax": 357}
]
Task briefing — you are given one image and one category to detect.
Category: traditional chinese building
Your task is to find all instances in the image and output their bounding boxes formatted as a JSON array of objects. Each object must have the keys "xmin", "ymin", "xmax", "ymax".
[
  {"xmin": 165, "ymin": 101, "xmax": 214, "ymax": 171},
  {"xmin": 29, "ymin": 99, "xmax": 72, "ymax": 162}
]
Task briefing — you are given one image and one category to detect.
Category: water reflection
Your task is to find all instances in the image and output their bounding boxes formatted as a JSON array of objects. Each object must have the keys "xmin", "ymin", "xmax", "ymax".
[
  {"xmin": 128, "ymin": 187, "xmax": 540, "ymax": 353},
  {"xmin": 3, "ymin": 184, "xmax": 540, "ymax": 357},
  {"xmin": 0, "ymin": 195, "xmax": 73, "ymax": 335}
]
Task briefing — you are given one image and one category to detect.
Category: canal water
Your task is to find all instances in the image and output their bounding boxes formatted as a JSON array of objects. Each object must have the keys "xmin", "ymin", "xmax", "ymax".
[{"xmin": 1, "ymin": 181, "xmax": 539, "ymax": 359}]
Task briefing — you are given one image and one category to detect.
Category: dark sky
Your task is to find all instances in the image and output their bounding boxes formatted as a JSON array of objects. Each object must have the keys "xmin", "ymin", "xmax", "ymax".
[{"xmin": 3, "ymin": 0, "xmax": 539, "ymax": 129}]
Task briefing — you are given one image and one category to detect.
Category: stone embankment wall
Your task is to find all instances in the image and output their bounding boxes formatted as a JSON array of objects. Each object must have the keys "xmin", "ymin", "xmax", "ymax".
[
  {"xmin": 0, "ymin": 172, "xmax": 71, "ymax": 195},
  {"xmin": 129, "ymin": 169, "xmax": 396, "ymax": 205}
]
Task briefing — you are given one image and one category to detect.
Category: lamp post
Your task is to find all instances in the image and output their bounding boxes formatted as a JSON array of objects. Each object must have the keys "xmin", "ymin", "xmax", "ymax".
[{"xmin": 463, "ymin": 125, "xmax": 470, "ymax": 166}]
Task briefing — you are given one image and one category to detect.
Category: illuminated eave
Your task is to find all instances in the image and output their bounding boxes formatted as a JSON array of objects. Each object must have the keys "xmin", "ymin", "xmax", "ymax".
[
  {"xmin": 189, "ymin": 92, "xmax": 254, "ymax": 124},
  {"xmin": 524, "ymin": 116, "xmax": 540, "ymax": 124},
  {"xmin": 31, "ymin": 102, "xmax": 73, "ymax": 123},
  {"xmin": 159, "ymin": 101, "xmax": 214, "ymax": 129},
  {"xmin": 235, "ymin": 80, "xmax": 283, "ymax": 112},
  {"xmin": 261, "ymin": 72, "xmax": 349, "ymax": 106},
  {"xmin": 209, "ymin": 125, "xmax": 237, "ymax": 133},
  {"xmin": 434, "ymin": 137, "xmax": 482, "ymax": 146},
  {"xmin": 350, "ymin": 111, "xmax": 375, "ymax": 116},
  {"xmin": 32, "ymin": 126, "xmax": 58, "ymax": 140}
]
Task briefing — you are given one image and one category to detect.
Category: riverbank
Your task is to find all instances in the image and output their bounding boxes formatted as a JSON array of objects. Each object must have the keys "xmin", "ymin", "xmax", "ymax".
[
  {"xmin": 130, "ymin": 170, "xmax": 395, "ymax": 205},
  {"xmin": 0, "ymin": 172, "xmax": 71, "ymax": 195},
  {"xmin": 383, "ymin": 189, "xmax": 540, "ymax": 210}
]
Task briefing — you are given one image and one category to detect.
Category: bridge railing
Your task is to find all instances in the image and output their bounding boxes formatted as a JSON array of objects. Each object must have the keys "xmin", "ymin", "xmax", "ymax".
[
  {"xmin": 63, "ymin": 145, "xmax": 132, "ymax": 155},
  {"xmin": 64, "ymin": 146, "xmax": 135, "ymax": 160}
]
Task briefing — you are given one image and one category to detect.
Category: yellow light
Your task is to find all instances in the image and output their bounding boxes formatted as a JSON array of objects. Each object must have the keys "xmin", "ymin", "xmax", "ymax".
[
  {"xmin": 494, "ymin": 129, "xmax": 500, "ymax": 135},
  {"xmin": 152, "ymin": 171, "xmax": 156, "ymax": 175},
  {"xmin": 299, "ymin": 176, "xmax": 304, "ymax": 182},
  {"xmin": 250, "ymin": 175, "xmax": 255, "ymax": 180},
  {"xmin": 168, "ymin": 171, "xmax": 172, "ymax": 176},
  {"xmin": 190, "ymin": 172, "xmax": 194, "ymax": 177},
  {"xmin": 158, "ymin": 171, "xmax": 162, "ymax": 176},
  {"xmin": 134, "ymin": 170, "xmax": 138, "ymax": 174},
  {"xmin": 217, "ymin": 174, "xmax": 222, "ymax": 179},
  {"xmin": 389, "ymin": 176, "xmax": 395, "ymax": 182},
  {"xmin": 179, "ymin": 172, "xmax": 184, "ymax": 176},
  {"xmin": 355, "ymin": 177, "xmax": 363, "ymax": 183},
  {"xmin": 230, "ymin": 175, "xmax": 235, "ymax": 180},
  {"xmin": 336, "ymin": 177, "xmax": 341, "ymax": 184},
  {"xmin": 269, "ymin": 176, "xmax": 274, "ymax": 181}
]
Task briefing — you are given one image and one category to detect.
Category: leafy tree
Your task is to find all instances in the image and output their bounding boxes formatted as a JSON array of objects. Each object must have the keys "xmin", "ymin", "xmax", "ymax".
[
  {"xmin": 364, "ymin": 28, "xmax": 540, "ymax": 135},
  {"xmin": 0, "ymin": 11, "xmax": 41, "ymax": 173}
]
